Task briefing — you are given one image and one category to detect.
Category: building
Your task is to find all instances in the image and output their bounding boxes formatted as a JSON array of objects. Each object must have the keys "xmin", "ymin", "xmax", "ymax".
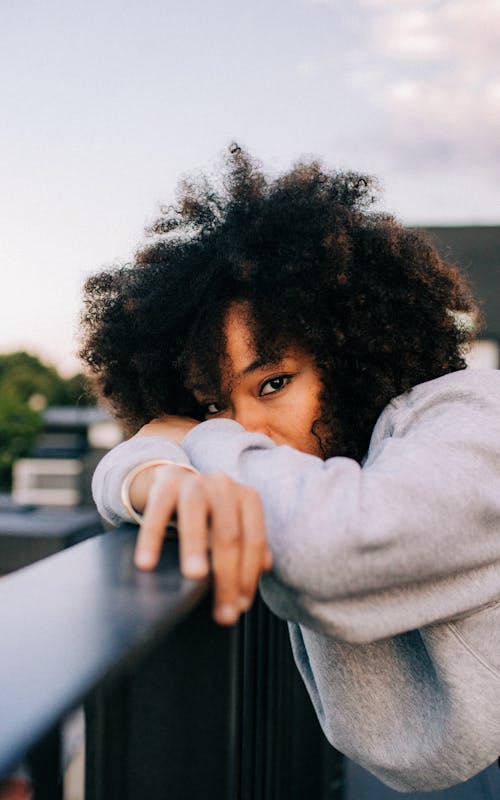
[
  {"xmin": 426, "ymin": 226, "xmax": 500, "ymax": 368},
  {"xmin": 12, "ymin": 406, "xmax": 122, "ymax": 508}
]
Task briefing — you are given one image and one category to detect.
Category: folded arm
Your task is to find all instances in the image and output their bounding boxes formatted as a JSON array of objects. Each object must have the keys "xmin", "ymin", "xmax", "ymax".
[{"xmin": 92, "ymin": 371, "xmax": 500, "ymax": 640}]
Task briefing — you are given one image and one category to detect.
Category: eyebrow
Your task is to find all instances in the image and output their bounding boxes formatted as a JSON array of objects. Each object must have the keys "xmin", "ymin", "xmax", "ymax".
[
  {"xmin": 189, "ymin": 357, "xmax": 283, "ymax": 396},
  {"xmin": 237, "ymin": 357, "xmax": 280, "ymax": 379}
]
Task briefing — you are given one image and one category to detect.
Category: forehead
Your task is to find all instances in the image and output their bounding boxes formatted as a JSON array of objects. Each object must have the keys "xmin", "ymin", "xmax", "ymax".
[
  {"xmin": 222, "ymin": 303, "xmax": 300, "ymax": 377},
  {"xmin": 223, "ymin": 303, "xmax": 258, "ymax": 372},
  {"xmin": 184, "ymin": 300, "xmax": 305, "ymax": 396}
]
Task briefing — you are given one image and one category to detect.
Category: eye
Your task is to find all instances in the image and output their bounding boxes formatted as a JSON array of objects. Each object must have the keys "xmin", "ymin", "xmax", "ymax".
[{"xmin": 259, "ymin": 374, "xmax": 292, "ymax": 396}]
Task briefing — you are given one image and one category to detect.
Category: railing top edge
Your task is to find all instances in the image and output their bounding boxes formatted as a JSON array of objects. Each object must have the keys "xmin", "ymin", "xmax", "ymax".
[{"xmin": 0, "ymin": 527, "xmax": 208, "ymax": 776}]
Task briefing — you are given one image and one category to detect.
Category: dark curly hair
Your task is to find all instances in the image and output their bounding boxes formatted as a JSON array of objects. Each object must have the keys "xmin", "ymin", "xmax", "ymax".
[{"xmin": 80, "ymin": 145, "xmax": 480, "ymax": 462}]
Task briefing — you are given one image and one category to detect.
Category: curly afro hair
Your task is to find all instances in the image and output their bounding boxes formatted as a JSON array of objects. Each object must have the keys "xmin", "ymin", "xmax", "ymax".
[{"xmin": 80, "ymin": 145, "xmax": 480, "ymax": 462}]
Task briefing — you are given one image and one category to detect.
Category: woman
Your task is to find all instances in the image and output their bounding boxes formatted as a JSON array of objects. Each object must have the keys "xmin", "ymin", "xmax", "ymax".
[{"xmin": 81, "ymin": 146, "xmax": 500, "ymax": 792}]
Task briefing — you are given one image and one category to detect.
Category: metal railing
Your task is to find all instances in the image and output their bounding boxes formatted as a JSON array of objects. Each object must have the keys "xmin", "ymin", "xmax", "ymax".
[{"xmin": 0, "ymin": 527, "xmax": 343, "ymax": 799}]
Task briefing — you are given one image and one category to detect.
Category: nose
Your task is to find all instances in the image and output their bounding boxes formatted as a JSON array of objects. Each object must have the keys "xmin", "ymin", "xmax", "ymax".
[{"xmin": 231, "ymin": 400, "xmax": 271, "ymax": 438}]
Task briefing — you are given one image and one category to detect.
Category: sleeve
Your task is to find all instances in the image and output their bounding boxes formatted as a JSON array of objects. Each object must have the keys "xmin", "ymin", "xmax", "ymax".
[
  {"xmin": 91, "ymin": 435, "xmax": 193, "ymax": 526},
  {"xmin": 181, "ymin": 372, "xmax": 500, "ymax": 641}
]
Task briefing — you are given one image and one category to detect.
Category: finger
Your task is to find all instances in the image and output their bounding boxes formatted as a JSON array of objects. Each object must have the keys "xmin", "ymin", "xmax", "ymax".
[
  {"xmin": 238, "ymin": 487, "xmax": 268, "ymax": 612},
  {"xmin": 177, "ymin": 475, "xmax": 210, "ymax": 579},
  {"xmin": 135, "ymin": 472, "xmax": 180, "ymax": 569},
  {"xmin": 208, "ymin": 474, "xmax": 242, "ymax": 626}
]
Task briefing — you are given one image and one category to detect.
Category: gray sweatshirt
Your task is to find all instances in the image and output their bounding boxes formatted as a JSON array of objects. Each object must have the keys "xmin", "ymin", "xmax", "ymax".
[{"xmin": 92, "ymin": 368, "xmax": 500, "ymax": 792}]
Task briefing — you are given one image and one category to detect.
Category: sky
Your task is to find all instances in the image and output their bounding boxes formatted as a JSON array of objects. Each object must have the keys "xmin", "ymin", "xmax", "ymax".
[{"xmin": 1, "ymin": 0, "xmax": 499, "ymax": 374}]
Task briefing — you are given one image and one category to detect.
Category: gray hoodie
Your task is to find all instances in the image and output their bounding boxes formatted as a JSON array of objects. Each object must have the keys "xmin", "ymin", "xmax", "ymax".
[{"xmin": 92, "ymin": 368, "xmax": 500, "ymax": 792}]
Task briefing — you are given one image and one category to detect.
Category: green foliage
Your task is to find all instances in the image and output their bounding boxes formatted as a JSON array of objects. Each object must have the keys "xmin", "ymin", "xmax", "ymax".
[
  {"xmin": 0, "ymin": 351, "xmax": 95, "ymax": 489},
  {"xmin": 0, "ymin": 392, "xmax": 42, "ymax": 488},
  {"xmin": 63, "ymin": 372, "xmax": 95, "ymax": 406}
]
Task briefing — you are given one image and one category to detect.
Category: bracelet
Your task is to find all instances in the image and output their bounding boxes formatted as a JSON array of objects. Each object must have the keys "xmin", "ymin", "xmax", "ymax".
[{"xmin": 120, "ymin": 459, "xmax": 199, "ymax": 525}]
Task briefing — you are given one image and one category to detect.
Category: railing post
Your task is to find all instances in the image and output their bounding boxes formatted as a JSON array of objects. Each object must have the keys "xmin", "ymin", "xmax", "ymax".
[
  {"xmin": 27, "ymin": 725, "xmax": 63, "ymax": 800},
  {"xmin": 85, "ymin": 595, "xmax": 240, "ymax": 800},
  {"xmin": 85, "ymin": 593, "xmax": 344, "ymax": 800},
  {"xmin": 85, "ymin": 682, "xmax": 130, "ymax": 800}
]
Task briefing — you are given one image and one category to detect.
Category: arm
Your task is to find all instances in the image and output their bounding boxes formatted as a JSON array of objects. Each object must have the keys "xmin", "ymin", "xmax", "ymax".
[
  {"xmin": 179, "ymin": 370, "xmax": 500, "ymax": 639},
  {"xmin": 182, "ymin": 371, "xmax": 500, "ymax": 597},
  {"xmin": 92, "ymin": 418, "xmax": 272, "ymax": 627},
  {"xmin": 93, "ymin": 370, "xmax": 500, "ymax": 640},
  {"xmin": 92, "ymin": 434, "xmax": 193, "ymax": 526}
]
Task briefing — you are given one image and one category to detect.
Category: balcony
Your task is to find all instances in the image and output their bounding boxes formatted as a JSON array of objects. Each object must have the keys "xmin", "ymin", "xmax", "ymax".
[{"xmin": 0, "ymin": 528, "xmax": 343, "ymax": 799}]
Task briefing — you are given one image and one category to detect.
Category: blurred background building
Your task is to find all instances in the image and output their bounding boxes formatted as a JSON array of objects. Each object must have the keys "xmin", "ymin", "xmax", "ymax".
[
  {"xmin": 427, "ymin": 226, "xmax": 500, "ymax": 367},
  {"xmin": 13, "ymin": 405, "xmax": 121, "ymax": 508}
]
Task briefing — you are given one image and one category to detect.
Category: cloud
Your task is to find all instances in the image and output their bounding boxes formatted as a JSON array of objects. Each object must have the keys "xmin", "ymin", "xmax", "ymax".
[
  {"xmin": 359, "ymin": 0, "xmax": 424, "ymax": 4},
  {"xmin": 368, "ymin": 8, "xmax": 446, "ymax": 59},
  {"xmin": 300, "ymin": 0, "xmax": 500, "ymax": 174},
  {"xmin": 358, "ymin": 0, "xmax": 434, "ymax": 9},
  {"xmin": 344, "ymin": 0, "xmax": 500, "ymax": 173},
  {"xmin": 297, "ymin": 60, "xmax": 320, "ymax": 77},
  {"xmin": 302, "ymin": 0, "xmax": 338, "ymax": 5},
  {"xmin": 368, "ymin": 0, "xmax": 500, "ymax": 61},
  {"xmin": 376, "ymin": 79, "xmax": 500, "ymax": 167}
]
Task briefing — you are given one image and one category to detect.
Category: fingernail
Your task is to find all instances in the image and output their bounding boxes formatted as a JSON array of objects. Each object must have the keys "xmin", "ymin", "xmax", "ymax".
[
  {"xmin": 239, "ymin": 595, "xmax": 252, "ymax": 612},
  {"xmin": 215, "ymin": 605, "xmax": 239, "ymax": 625},
  {"xmin": 183, "ymin": 555, "xmax": 208, "ymax": 578},
  {"xmin": 135, "ymin": 550, "xmax": 155, "ymax": 568}
]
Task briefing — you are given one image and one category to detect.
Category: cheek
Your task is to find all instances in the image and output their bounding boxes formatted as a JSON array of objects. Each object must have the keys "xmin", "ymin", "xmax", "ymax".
[
  {"xmin": 264, "ymin": 372, "xmax": 326, "ymax": 455},
  {"xmin": 305, "ymin": 422, "xmax": 326, "ymax": 456},
  {"xmin": 286, "ymin": 398, "xmax": 325, "ymax": 455},
  {"xmin": 302, "ymin": 387, "xmax": 328, "ymax": 456}
]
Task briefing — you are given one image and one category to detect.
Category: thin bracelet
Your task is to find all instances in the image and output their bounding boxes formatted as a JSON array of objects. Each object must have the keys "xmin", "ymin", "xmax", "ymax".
[{"xmin": 120, "ymin": 459, "xmax": 199, "ymax": 525}]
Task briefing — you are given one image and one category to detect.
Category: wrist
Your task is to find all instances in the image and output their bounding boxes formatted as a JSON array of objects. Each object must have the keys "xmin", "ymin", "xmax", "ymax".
[
  {"xmin": 121, "ymin": 459, "xmax": 198, "ymax": 523},
  {"xmin": 137, "ymin": 416, "xmax": 200, "ymax": 444}
]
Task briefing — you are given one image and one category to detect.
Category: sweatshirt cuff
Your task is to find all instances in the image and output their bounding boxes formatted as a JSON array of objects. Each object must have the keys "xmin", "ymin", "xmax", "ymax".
[
  {"xmin": 182, "ymin": 419, "xmax": 245, "ymax": 446},
  {"xmin": 92, "ymin": 435, "xmax": 192, "ymax": 525},
  {"xmin": 182, "ymin": 419, "xmax": 275, "ymax": 475}
]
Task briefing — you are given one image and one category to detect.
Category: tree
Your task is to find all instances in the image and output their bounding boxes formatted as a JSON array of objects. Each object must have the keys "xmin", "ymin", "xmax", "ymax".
[
  {"xmin": 0, "ymin": 352, "xmax": 95, "ymax": 489},
  {"xmin": 0, "ymin": 391, "xmax": 42, "ymax": 488}
]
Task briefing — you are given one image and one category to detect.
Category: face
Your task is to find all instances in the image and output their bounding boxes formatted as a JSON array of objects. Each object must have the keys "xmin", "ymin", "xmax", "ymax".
[{"xmin": 192, "ymin": 304, "xmax": 326, "ymax": 457}]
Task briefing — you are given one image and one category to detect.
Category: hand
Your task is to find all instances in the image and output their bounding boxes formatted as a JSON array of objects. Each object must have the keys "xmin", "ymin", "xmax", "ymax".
[
  {"xmin": 136, "ymin": 414, "xmax": 200, "ymax": 444},
  {"xmin": 133, "ymin": 465, "xmax": 273, "ymax": 626}
]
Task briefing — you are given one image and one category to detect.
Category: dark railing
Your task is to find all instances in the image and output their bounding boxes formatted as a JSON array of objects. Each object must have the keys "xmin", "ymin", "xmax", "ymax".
[{"xmin": 0, "ymin": 527, "xmax": 343, "ymax": 799}]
